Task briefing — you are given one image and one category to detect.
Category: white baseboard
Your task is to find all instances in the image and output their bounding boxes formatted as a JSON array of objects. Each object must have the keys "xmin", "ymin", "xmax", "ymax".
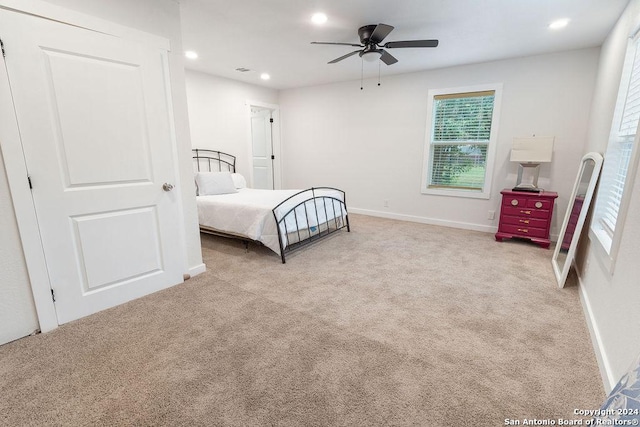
[
  {"xmin": 348, "ymin": 207, "xmax": 498, "ymax": 234},
  {"xmin": 188, "ymin": 263, "xmax": 206, "ymax": 278},
  {"xmin": 576, "ymin": 272, "xmax": 618, "ymax": 393}
]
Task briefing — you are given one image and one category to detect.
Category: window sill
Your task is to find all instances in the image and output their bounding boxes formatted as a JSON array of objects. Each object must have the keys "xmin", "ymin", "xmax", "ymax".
[{"xmin": 421, "ymin": 187, "xmax": 490, "ymax": 199}]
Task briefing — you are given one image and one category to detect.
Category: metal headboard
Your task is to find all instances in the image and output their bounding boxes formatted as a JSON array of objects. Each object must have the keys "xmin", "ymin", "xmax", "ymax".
[{"xmin": 192, "ymin": 149, "xmax": 236, "ymax": 173}]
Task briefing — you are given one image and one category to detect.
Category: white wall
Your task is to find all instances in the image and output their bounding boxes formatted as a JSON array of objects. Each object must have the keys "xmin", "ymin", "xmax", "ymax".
[
  {"xmin": 278, "ymin": 49, "xmax": 599, "ymax": 235},
  {"xmin": 185, "ymin": 70, "xmax": 279, "ymax": 180},
  {"xmin": 577, "ymin": 0, "xmax": 640, "ymax": 391}
]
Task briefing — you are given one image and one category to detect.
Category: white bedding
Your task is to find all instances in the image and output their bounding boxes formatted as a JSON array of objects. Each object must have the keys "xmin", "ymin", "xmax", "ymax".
[{"xmin": 197, "ymin": 188, "xmax": 346, "ymax": 255}]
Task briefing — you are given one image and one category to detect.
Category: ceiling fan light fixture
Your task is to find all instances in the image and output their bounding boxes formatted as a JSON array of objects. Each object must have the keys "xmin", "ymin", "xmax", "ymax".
[
  {"xmin": 312, "ymin": 23, "xmax": 437, "ymax": 66},
  {"xmin": 361, "ymin": 51, "xmax": 382, "ymax": 62}
]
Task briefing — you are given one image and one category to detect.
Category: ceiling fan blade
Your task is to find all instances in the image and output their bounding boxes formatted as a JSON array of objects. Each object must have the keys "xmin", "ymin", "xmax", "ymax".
[
  {"xmin": 328, "ymin": 50, "xmax": 362, "ymax": 64},
  {"xmin": 380, "ymin": 50, "xmax": 398, "ymax": 65},
  {"xmin": 384, "ymin": 39, "xmax": 439, "ymax": 49},
  {"xmin": 370, "ymin": 24, "xmax": 394, "ymax": 44},
  {"xmin": 311, "ymin": 41, "xmax": 363, "ymax": 47}
]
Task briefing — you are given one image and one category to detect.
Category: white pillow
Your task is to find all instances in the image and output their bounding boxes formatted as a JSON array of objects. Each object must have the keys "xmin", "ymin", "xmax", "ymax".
[
  {"xmin": 195, "ymin": 172, "xmax": 237, "ymax": 196},
  {"xmin": 231, "ymin": 173, "xmax": 247, "ymax": 189}
]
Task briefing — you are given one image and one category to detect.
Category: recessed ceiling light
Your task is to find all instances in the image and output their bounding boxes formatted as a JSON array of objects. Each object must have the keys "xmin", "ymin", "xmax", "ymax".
[
  {"xmin": 549, "ymin": 19, "xmax": 569, "ymax": 30},
  {"xmin": 185, "ymin": 50, "xmax": 198, "ymax": 60},
  {"xmin": 260, "ymin": 73, "xmax": 270, "ymax": 80},
  {"xmin": 311, "ymin": 13, "xmax": 327, "ymax": 25}
]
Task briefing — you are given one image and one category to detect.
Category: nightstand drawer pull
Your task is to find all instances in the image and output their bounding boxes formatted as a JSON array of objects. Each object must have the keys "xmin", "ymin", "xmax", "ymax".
[
  {"xmin": 520, "ymin": 210, "xmax": 531, "ymax": 215},
  {"xmin": 535, "ymin": 201, "xmax": 543, "ymax": 208},
  {"xmin": 517, "ymin": 228, "xmax": 529, "ymax": 233},
  {"xmin": 511, "ymin": 199, "xmax": 519, "ymax": 206},
  {"xmin": 519, "ymin": 219, "xmax": 530, "ymax": 224}
]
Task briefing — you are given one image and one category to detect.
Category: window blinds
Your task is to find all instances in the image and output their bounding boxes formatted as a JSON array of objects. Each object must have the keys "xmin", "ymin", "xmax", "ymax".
[
  {"xmin": 594, "ymin": 36, "xmax": 640, "ymax": 245},
  {"xmin": 429, "ymin": 91, "xmax": 495, "ymax": 190}
]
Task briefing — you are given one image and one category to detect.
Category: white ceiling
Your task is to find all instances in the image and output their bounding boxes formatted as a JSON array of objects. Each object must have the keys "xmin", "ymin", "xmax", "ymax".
[{"xmin": 179, "ymin": 0, "xmax": 629, "ymax": 90}]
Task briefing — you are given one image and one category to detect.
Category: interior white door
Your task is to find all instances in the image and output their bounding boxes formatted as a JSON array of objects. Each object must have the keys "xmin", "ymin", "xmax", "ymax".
[
  {"xmin": 0, "ymin": 10, "xmax": 184, "ymax": 324},
  {"xmin": 251, "ymin": 108, "xmax": 274, "ymax": 189}
]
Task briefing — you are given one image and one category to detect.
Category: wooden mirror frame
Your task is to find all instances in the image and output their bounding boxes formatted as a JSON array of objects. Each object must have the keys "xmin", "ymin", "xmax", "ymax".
[{"xmin": 552, "ymin": 152, "xmax": 603, "ymax": 288}]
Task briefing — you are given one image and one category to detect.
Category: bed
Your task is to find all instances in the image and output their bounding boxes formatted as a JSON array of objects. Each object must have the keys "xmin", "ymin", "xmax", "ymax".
[{"xmin": 193, "ymin": 149, "xmax": 350, "ymax": 263}]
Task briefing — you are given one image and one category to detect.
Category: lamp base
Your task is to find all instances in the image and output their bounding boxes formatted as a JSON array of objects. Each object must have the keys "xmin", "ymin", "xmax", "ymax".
[
  {"xmin": 514, "ymin": 163, "xmax": 543, "ymax": 193},
  {"xmin": 512, "ymin": 186, "xmax": 542, "ymax": 193}
]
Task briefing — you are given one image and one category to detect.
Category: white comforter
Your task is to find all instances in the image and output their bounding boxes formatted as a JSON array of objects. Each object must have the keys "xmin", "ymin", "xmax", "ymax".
[{"xmin": 197, "ymin": 188, "xmax": 345, "ymax": 255}]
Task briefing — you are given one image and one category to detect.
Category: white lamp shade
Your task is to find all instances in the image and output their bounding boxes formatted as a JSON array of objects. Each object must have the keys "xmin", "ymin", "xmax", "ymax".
[{"xmin": 510, "ymin": 137, "xmax": 554, "ymax": 163}]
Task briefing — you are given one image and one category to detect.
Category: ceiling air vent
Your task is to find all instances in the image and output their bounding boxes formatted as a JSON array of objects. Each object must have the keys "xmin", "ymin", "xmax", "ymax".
[{"xmin": 235, "ymin": 67, "xmax": 251, "ymax": 72}]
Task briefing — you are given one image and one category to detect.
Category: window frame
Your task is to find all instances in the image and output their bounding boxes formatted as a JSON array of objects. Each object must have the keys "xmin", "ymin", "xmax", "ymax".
[
  {"xmin": 590, "ymin": 33, "xmax": 640, "ymax": 273},
  {"xmin": 421, "ymin": 83, "xmax": 503, "ymax": 199}
]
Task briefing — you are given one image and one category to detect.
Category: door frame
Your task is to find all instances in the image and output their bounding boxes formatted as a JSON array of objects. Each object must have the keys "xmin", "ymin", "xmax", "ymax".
[
  {"xmin": 246, "ymin": 100, "xmax": 282, "ymax": 189},
  {"xmin": 0, "ymin": 0, "xmax": 176, "ymax": 332}
]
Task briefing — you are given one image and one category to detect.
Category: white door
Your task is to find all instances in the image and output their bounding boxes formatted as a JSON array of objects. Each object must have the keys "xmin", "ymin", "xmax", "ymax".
[
  {"xmin": 0, "ymin": 10, "xmax": 184, "ymax": 324},
  {"xmin": 251, "ymin": 107, "xmax": 274, "ymax": 189}
]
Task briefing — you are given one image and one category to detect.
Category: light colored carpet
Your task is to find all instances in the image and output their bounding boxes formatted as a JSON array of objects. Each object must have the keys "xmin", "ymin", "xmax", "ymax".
[{"xmin": 0, "ymin": 214, "xmax": 604, "ymax": 426}]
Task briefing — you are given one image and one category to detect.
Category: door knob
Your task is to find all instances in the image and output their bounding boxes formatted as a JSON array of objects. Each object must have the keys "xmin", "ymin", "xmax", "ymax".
[{"xmin": 162, "ymin": 183, "xmax": 174, "ymax": 192}]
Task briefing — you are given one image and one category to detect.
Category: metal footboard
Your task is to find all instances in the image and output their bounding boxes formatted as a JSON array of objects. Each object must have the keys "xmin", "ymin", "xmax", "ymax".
[{"xmin": 272, "ymin": 187, "xmax": 350, "ymax": 263}]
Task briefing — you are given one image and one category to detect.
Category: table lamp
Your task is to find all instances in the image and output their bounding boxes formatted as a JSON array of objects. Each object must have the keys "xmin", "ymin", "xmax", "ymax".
[{"xmin": 510, "ymin": 136, "xmax": 554, "ymax": 192}]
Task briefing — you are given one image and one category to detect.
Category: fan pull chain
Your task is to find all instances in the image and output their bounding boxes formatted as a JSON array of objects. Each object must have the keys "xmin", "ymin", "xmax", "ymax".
[
  {"xmin": 378, "ymin": 60, "xmax": 381, "ymax": 86},
  {"xmin": 360, "ymin": 58, "xmax": 364, "ymax": 90}
]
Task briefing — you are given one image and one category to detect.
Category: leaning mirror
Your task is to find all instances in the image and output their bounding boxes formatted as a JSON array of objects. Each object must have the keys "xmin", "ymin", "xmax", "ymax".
[{"xmin": 552, "ymin": 152, "xmax": 603, "ymax": 288}]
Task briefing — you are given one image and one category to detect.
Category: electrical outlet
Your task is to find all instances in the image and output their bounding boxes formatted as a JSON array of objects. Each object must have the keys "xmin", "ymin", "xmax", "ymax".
[
  {"xmin": 384, "ymin": 200, "xmax": 389, "ymax": 208},
  {"xmin": 488, "ymin": 210, "xmax": 495, "ymax": 220}
]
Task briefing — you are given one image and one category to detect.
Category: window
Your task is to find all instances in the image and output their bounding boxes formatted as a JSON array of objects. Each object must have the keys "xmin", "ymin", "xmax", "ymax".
[
  {"xmin": 591, "ymin": 33, "xmax": 640, "ymax": 267},
  {"xmin": 422, "ymin": 84, "xmax": 502, "ymax": 199}
]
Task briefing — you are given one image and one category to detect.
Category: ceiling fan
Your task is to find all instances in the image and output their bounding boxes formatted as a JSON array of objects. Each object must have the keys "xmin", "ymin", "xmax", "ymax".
[{"xmin": 311, "ymin": 23, "xmax": 438, "ymax": 65}]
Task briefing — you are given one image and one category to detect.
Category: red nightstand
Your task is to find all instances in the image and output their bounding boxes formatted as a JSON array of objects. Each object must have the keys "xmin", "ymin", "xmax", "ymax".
[{"xmin": 495, "ymin": 189, "xmax": 558, "ymax": 248}]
